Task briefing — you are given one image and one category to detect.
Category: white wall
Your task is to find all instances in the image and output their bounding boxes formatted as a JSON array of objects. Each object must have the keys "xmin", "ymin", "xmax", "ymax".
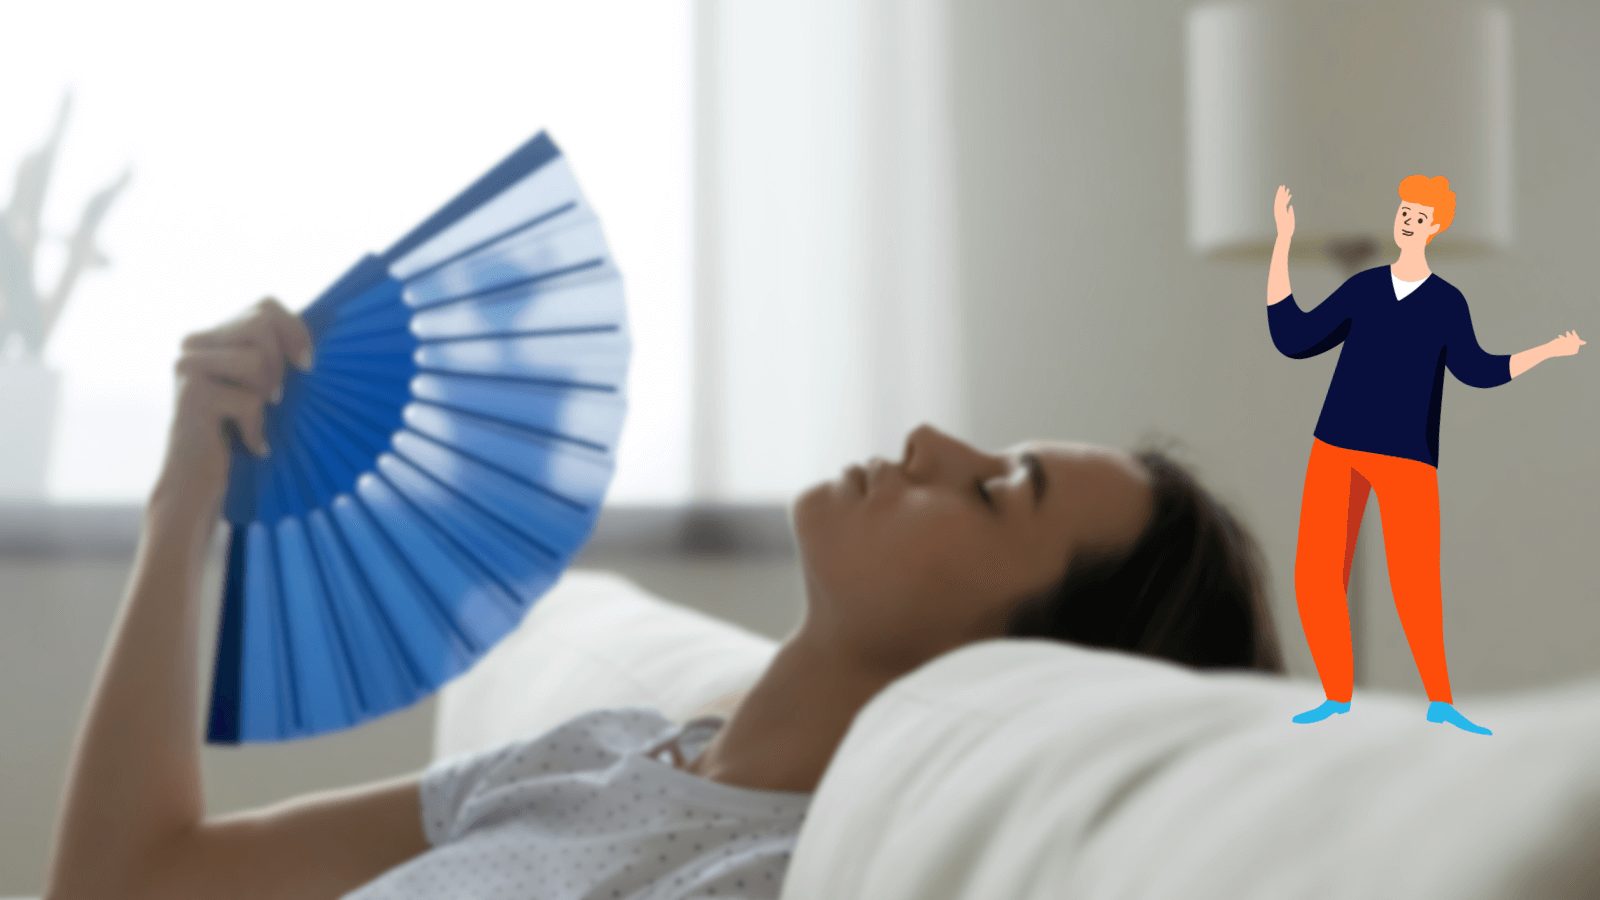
[
  {"xmin": 695, "ymin": 0, "xmax": 965, "ymax": 501},
  {"xmin": 0, "ymin": 0, "xmax": 693, "ymax": 505},
  {"xmin": 947, "ymin": 0, "xmax": 1600, "ymax": 696}
]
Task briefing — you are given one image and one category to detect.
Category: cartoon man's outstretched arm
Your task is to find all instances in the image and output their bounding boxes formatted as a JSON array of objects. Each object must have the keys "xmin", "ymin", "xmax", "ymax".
[
  {"xmin": 1511, "ymin": 330, "xmax": 1585, "ymax": 377},
  {"xmin": 1266, "ymin": 179, "xmax": 1582, "ymax": 735}
]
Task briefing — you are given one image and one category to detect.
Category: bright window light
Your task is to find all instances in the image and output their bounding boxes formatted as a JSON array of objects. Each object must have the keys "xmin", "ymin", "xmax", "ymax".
[{"xmin": 0, "ymin": 0, "xmax": 691, "ymax": 505}]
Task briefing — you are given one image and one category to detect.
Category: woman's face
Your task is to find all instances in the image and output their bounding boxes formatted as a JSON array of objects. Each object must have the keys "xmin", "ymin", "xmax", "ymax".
[{"xmin": 790, "ymin": 423, "xmax": 1154, "ymax": 676}]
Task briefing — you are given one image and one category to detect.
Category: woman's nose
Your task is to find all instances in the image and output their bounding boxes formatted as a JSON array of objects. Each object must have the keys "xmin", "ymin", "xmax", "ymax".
[
  {"xmin": 902, "ymin": 422, "xmax": 996, "ymax": 478},
  {"xmin": 903, "ymin": 422, "xmax": 960, "ymax": 468}
]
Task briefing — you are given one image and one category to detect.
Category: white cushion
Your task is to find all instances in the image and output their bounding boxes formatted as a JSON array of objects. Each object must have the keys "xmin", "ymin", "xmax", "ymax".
[
  {"xmin": 432, "ymin": 568, "xmax": 779, "ymax": 761},
  {"xmin": 782, "ymin": 638, "xmax": 1600, "ymax": 900}
]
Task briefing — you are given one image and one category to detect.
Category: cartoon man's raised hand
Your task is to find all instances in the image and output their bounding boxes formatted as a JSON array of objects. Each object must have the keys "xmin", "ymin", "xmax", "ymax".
[
  {"xmin": 1267, "ymin": 186, "xmax": 1295, "ymax": 306},
  {"xmin": 1275, "ymin": 184, "xmax": 1295, "ymax": 241},
  {"xmin": 1548, "ymin": 330, "xmax": 1585, "ymax": 357}
]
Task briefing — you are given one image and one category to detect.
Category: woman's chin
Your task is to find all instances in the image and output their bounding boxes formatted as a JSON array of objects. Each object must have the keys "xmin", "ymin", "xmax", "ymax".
[
  {"xmin": 790, "ymin": 477, "xmax": 853, "ymax": 551},
  {"xmin": 789, "ymin": 479, "xmax": 827, "ymax": 529}
]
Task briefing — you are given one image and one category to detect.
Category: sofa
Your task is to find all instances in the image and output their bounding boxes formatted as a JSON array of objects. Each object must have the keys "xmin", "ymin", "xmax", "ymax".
[{"xmin": 434, "ymin": 569, "xmax": 1600, "ymax": 899}]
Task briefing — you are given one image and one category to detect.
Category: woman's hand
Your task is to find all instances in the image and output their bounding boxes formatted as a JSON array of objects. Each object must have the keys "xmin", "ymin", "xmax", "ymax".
[
  {"xmin": 154, "ymin": 297, "xmax": 314, "ymax": 515},
  {"xmin": 1274, "ymin": 184, "xmax": 1295, "ymax": 243}
]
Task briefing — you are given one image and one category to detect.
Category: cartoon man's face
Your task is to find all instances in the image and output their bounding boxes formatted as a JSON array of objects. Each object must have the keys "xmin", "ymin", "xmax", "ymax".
[{"xmin": 1393, "ymin": 201, "xmax": 1442, "ymax": 252}]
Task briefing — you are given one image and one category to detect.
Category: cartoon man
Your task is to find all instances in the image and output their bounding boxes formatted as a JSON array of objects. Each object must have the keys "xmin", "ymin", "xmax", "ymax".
[{"xmin": 1267, "ymin": 176, "xmax": 1583, "ymax": 734}]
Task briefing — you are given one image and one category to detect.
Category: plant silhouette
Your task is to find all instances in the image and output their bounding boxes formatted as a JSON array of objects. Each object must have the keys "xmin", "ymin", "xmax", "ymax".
[{"xmin": 0, "ymin": 93, "xmax": 131, "ymax": 358}]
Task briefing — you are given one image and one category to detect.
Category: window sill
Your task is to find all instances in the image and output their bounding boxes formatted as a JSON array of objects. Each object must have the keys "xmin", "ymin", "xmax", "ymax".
[{"xmin": 0, "ymin": 502, "xmax": 795, "ymax": 560}]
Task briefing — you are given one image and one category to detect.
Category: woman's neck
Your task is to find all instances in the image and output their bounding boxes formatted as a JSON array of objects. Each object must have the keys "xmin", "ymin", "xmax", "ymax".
[
  {"xmin": 686, "ymin": 626, "xmax": 887, "ymax": 794},
  {"xmin": 1392, "ymin": 246, "xmax": 1431, "ymax": 281}
]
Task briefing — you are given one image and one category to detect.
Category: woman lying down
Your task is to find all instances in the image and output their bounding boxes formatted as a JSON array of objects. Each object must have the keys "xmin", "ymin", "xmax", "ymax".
[{"xmin": 43, "ymin": 298, "xmax": 1284, "ymax": 900}]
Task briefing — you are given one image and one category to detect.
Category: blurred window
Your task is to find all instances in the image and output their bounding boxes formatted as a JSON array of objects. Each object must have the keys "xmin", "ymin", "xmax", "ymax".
[{"xmin": 0, "ymin": 0, "xmax": 691, "ymax": 504}]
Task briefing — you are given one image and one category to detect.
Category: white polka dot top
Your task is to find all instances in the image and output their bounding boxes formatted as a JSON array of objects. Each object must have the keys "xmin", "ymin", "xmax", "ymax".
[{"xmin": 341, "ymin": 706, "xmax": 812, "ymax": 900}]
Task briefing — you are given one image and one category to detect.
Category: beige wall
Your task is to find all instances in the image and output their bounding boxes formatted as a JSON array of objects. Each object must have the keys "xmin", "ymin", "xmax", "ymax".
[{"xmin": 948, "ymin": 0, "xmax": 1600, "ymax": 698}]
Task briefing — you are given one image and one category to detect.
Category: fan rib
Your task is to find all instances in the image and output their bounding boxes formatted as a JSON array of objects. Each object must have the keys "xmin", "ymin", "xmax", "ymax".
[
  {"xmin": 302, "ymin": 375, "xmax": 411, "ymax": 435},
  {"xmin": 400, "ymin": 424, "xmax": 586, "ymax": 514},
  {"xmin": 412, "ymin": 366, "xmax": 617, "ymax": 395},
  {"xmin": 382, "ymin": 451, "xmax": 538, "ymax": 622},
  {"xmin": 326, "ymin": 280, "xmax": 406, "ymax": 333},
  {"xmin": 326, "ymin": 282, "xmax": 411, "ymax": 331},
  {"xmin": 324, "ymin": 505, "xmax": 430, "ymax": 697},
  {"xmin": 312, "ymin": 362, "xmax": 415, "ymax": 391},
  {"xmin": 323, "ymin": 292, "xmax": 410, "ymax": 331},
  {"xmin": 354, "ymin": 476, "xmax": 485, "ymax": 658},
  {"xmin": 316, "ymin": 330, "xmax": 417, "ymax": 358},
  {"xmin": 303, "ymin": 373, "xmax": 407, "ymax": 427},
  {"xmin": 317, "ymin": 322, "xmax": 414, "ymax": 347},
  {"xmin": 381, "ymin": 132, "xmax": 560, "ymax": 266},
  {"xmin": 269, "ymin": 450, "xmax": 300, "ymax": 530},
  {"xmin": 280, "ymin": 413, "xmax": 326, "ymax": 515},
  {"xmin": 265, "ymin": 527, "xmax": 305, "ymax": 736},
  {"xmin": 289, "ymin": 398, "xmax": 364, "ymax": 483},
  {"xmin": 301, "ymin": 519, "xmax": 373, "ymax": 717},
  {"xmin": 281, "ymin": 519, "xmax": 360, "ymax": 728},
  {"xmin": 401, "ymin": 201, "xmax": 579, "ymax": 285},
  {"xmin": 300, "ymin": 391, "xmax": 396, "ymax": 460},
  {"xmin": 407, "ymin": 397, "xmax": 609, "ymax": 453},
  {"xmin": 293, "ymin": 399, "xmax": 379, "ymax": 491},
  {"xmin": 392, "ymin": 437, "xmax": 570, "ymax": 553},
  {"xmin": 408, "ymin": 258, "xmax": 606, "ymax": 314},
  {"xmin": 416, "ymin": 324, "xmax": 618, "ymax": 346},
  {"xmin": 281, "ymin": 394, "xmax": 356, "ymax": 513},
  {"xmin": 208, "ymin": 528, "xmax": 247, "ymax": 742}
]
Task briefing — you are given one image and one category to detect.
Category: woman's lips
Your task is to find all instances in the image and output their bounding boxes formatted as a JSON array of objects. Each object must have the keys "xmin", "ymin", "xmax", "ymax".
[
  {"xmin": 1402, "ymin": 229, "xmax": 1414, "ymax": 236},
  {"xmin": 846, "ymin": 464, "xmax": 867, "ymax": 494}
]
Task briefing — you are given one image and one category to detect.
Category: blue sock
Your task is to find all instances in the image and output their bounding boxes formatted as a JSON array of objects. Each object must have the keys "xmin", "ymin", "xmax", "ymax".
[
  {"xmin": 1427, "ymin": 702, "xmax": 1491, "ymax": 735},
  {"xmin": 1292, "ymin": 700, "xmax": 1351, "ymax": 724}
]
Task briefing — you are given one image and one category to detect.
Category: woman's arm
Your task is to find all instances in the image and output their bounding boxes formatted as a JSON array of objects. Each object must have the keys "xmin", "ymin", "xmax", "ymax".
[
  {"xmin": 44, "ymin": 299, "xmax": 430, "ymax": 899},
  {"xmin": 44, "ymin": 461, "xmax": 226, "ymax": 898},
  {"xmin": 138, "ymin": 771, "xmax": 428, "ymax": 900},
  {"xmin": 690, "ymin": 687, "xmax": 751, "ymax": 720}
]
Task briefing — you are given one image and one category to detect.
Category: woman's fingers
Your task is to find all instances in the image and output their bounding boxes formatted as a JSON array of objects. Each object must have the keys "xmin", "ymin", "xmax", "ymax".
[
  {"xmin": 166, "ymin": 296, "xmax": 316, "ymax": 468},
  {"xmin": 239, "ymin": 300, "xmax": 292, "ymax": 399},
  {"xmin": 216, "ymin": 383, "xmax": 271, "ymax": 458},
  {"xmin": 257, "ymin": 297, "xmax": 316, "ymax": 371},
  {"xmin": 181, "ymin": 327, "xmax": 284, "ymax": 401},
  {"xmin": 174, "ymin": 346, "xmax": 270, "ymax": 400},
  {"xmin": 174, "ymin": 357, "xmax": 271, "ymax": 457},
  {"xmin": 180, "ymin": 297, "xmax": 314, "ymax": 390}
]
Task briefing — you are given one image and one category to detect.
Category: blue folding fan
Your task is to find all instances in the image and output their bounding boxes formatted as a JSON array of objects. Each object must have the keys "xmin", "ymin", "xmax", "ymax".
[{"xmin": 205, "ymin": 132, "xmax": 629, "ymax": 744}]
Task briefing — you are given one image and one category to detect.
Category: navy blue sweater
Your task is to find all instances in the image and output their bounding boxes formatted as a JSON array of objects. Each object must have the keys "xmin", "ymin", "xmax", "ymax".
[{"xmin": 1268, "ymin": 266, "xmax": 1511, "ymax": 468}]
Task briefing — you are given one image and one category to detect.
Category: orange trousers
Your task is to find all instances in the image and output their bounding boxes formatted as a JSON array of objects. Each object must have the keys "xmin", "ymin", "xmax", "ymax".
[{"xmin": 1295, "ymin": 437, "xmax": 1453, "ymax": 704}]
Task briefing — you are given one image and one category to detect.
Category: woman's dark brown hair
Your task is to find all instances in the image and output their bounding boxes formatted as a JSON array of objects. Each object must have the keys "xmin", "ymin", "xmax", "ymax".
[{"xmin": 1003, "ymin": 441, "xmax": 1284, "ymax": 673}]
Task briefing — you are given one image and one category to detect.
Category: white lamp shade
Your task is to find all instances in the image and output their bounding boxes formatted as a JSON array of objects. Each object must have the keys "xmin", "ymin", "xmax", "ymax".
[{"xmin": 1187, "ymin": 0, "xmax": 1512, "ymax": 262}]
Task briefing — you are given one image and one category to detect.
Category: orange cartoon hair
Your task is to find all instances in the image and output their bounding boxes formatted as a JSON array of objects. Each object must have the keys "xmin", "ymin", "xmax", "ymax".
[{"xmin": 1397, "ymin": 175, "xmax": 1456, "ymax": 244}]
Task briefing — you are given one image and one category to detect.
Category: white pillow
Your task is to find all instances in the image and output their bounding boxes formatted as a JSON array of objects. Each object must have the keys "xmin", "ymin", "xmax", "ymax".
[
  {"xmin": 432, "ymin": 568, "xmax": 779, "ymax": 760},
  {"xmin": 782, "ymin": 638, "xmax": 1600, "ymax": 900}
]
